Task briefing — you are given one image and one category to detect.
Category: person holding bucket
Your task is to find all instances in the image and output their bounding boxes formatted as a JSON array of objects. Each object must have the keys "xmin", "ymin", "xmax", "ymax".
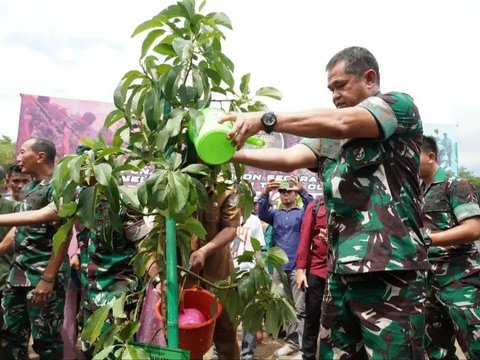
[{"xmin": 187, "ymin": 185, "xmax": 242, "ymax": 360}]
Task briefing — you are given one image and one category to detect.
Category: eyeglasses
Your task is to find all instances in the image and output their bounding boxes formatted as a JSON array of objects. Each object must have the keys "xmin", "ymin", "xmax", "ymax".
[{"xmin": 278, "ymin": 189, "xmax": 295, "ymax": 194}]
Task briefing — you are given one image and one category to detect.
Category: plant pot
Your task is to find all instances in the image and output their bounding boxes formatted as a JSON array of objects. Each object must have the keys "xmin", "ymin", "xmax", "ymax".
[{"xmin": 155, "ymin": 288, "xmax": 222, "ymax": 359}]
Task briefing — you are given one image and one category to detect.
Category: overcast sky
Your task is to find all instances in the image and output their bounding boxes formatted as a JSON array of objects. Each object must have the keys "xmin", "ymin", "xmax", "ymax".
[{"xmin": 1, "ymin": 0, "xmax": 479, "ymax": 174}]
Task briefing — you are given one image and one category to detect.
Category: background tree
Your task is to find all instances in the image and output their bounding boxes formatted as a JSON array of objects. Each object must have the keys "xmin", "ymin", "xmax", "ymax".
[
  {"xmin": 0, "ymin": 135, "xmax": 15, "ymax": 168},
  {"xmin": 459, "ymin": 165, "xmax": 480, "ymax": 200},
  {"xmin": 51, "ymin": 0, "xmax": 295, "ymax": 357}
]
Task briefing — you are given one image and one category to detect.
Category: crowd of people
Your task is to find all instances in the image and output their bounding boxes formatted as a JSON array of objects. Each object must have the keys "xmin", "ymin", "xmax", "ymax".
[{"xmin": 0, "ymin": 45, "xmax": 479, "ymax": 360}]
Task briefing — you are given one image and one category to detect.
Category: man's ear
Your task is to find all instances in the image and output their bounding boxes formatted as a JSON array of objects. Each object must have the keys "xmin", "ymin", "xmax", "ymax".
[
  {"xmin": 36, "ymin": 151, "xmax": 46, "ymax": 164},
  {"xmin": 428, "ymin": 151, "xmax": 437, "ymax": 163},
  {"xmin": 364, "ymin": 69, "xmax": 377, "ymax": 87}
]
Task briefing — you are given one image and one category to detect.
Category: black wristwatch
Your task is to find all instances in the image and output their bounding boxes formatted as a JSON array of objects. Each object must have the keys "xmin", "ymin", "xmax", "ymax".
[
  {"xmin": 261, "ymin": 111, "xmax": 277, "ymax": 134},
  {"xmin": 422, "ymin": 229, "xmax": 432, "ymax": 247}
]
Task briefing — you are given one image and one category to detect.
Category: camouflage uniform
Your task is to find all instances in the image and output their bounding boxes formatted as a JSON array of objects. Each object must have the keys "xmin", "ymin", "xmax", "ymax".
[
  {"xmin": 0, "ymin": 196, "xmax": 18, "ymax": 331},
  {"xmin": 189, "ymin": 189, "xmax": 241, "ymax": 360},
  {"xmin": 76, "ymin": 198, "xmax": 147, "ymax": 355},
  {"xmin": 422, "ymin": 167, "xmax": 480, "ymax": 359},
  {"xmin": 304, "ymin": 92, "xmax": 429, "ymax": 359},
  {"xmin": 0, "ymin": 176, "xmax": 68, "ymax": 360}
]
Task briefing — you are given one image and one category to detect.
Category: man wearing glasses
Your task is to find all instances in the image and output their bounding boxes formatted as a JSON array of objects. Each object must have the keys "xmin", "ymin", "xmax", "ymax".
[{"xmin": 258, "ymin": 176, "xmax": 313, "ymax": 359}]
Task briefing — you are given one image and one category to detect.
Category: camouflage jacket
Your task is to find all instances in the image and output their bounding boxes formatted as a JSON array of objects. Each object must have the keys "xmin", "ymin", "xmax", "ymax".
[
  {"xmin": 422, "ymin": 166, "xmax": 480, "ymax": 287},
  {"xmin": 9, "ymin": 176, "xmax": 68, "ymax": 287},
  {"xmin": 0, "ymin": 196, "xmax": 19, "ymax": 291},
  {"xmin": 321, "ymin": 92, "xmax": 428, "ymax": 274},
  {"xmin": 77, "ymin": 200, "xmax": 148, "ymax": 310}
]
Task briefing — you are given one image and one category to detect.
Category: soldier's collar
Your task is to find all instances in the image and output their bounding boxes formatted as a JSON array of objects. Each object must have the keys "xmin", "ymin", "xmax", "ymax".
[{"xmin": 432, "ymin": 167, "xmax": 447, "ymax": 184}]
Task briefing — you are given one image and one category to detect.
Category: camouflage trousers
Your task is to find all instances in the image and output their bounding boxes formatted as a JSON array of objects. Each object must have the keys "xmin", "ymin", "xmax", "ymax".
[
  {"xmin": 425, "ymin": 275, "xmax": 480, "ymax": 360},
  {"xmin": 320, "ymin": 270, "xmax": 427, "ymax": 359},
  {"xmin": 0, "ymin": 285, "xmax": 65, "ymax": 360}
]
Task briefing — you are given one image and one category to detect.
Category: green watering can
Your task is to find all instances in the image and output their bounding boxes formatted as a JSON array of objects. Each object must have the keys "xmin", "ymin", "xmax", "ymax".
[{"xmin": 188, "ymin": 108, "xmax": 266, "ymax": 165}]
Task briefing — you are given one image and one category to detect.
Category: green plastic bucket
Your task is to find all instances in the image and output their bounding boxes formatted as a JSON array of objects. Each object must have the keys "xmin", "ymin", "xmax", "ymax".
[{"xmin": 188, "ymin": 108, "xmax": 265, "ymax": 165}]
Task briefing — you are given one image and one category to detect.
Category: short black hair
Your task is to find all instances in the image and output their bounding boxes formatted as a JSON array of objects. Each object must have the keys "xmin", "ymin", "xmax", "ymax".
[
  {"xmin": 326, "ymin": 46, "xmax": 380, "ymax": 85},
  {"xmin": 7, "ymin": 163, "xmax": 23, "ymax": 178},
  {"xmin": 422, "ymin": 135, "xmax": 438, "ymax": 160},
  {"xmin": 30, "ymin": 138, "xmax": 56, "ymax": 164}
]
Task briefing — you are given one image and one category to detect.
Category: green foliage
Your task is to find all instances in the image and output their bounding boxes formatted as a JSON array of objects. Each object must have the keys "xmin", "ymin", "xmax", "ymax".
[
  {"xmin": 0, "ymin": 135, "xmax": 15, "ymax": 169},
  {"xmin": 51, "ymin": 0, "xmax": 286, "ymax": 357},
  {"xmin": 459, "ymin": 166, "xmax": 480, "ymax": 200}
]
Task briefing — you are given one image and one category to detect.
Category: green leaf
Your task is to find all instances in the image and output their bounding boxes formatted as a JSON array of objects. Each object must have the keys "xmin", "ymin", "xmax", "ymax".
[
  {"xmin": 144, "ymin": 87, "xmax": 161, "ymax": 131},
  {"xmin": 57, "ymin": 202, "xmax": 77, "ymax": 217},
  {"xmin": 77, "ymin": 186, "xmax": 96, "ymax": 229},
  {"xmin": 117, "ymin": 320, "xmax": 140, "ymax": 342},
  {"xmin": 118, "ymin": 185, "xmax": 140, "ymax": 210},
  {"xmin": 255, "ymin": 87, "xmax": 283, "ymax": 100},
  {"xmin": 131, "ymin": 15, "xmax": 166, "ymax": 37},
  {"xmin": 93, "ymin": 163, "xmax": 113, "ymax": 187},
  {"xmin": 267, "ymin": 246, "xmax": 289, "ymax": 264},
  {"xmin": 206, "ymin": 12, "xmax": 233, "ymax": 30},
  {"xmin": 104, "ymin": 109, "xmax": 125, "ymax": 128},
  {"xmin": 242, "ymin": 303, "xmax": 264, "ymax": 334},
  {"xmin": 112, "ymin": 294, "xmax": 127, "ymax": 319},
  {"xmin": 67, "ymin": 154, "xmax": 86, "ymax": 183},
  {"xmin": 82, "ymin": 304, "xmax": 111, "ymax": 343},
  {"xmin": 250, "ymin": 237, "xmax": 261, "ymax": 251},
  {"xmin": 166, "ymin": 109, "xmax": 184, "ymax": 137},
  {"xmin": 168, "ymin": 172, "xmax": 190, "ymax": 213},
  {"xmin": 181, "ymin": 163, "xmax": 210, "ymax": 176},
  {"xmin": 177, "ymin": 217, "xmax": 207, "ymax": 240},
  {"xmin": 113, "ymin": 71, "xmax": 143, "ymax": 110},
  {"xmin": 93, "ymin": 345, "xmax": 116, "ymax": 360},
  {"xmin": 265, "ymin": 303, "xmax": 282, "ymax": 338},
  {"xmin": 141, "ymin": 29, "xmax": 166, "ymax": 58},
  {"xmin": 52, "ymin": 217, "xmax": 75, "ymax": 254},
  {"xmin": 240, "ymin": 73, "xmax": 251, "ymax": 94},
  {"xmin": 172, "ymin": 37, "xmax": 192, "ymax": 61}
]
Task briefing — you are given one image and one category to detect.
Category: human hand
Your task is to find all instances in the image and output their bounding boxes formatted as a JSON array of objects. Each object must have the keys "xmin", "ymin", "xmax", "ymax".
[
  {"xmin": 295, "ymin": 269, "xmax": 308, "ymax": 291},
  {"xmin": 70, "ymin": 254, "xmax": 80, "ymax": 271},
  {"xmin": 263, "ymin": 179, "xmax": 280, "ymax": 194},
  {"xmin": 31, "ymin": 279, "xmax": 55, "ymax": 306},
  {"xmin": 319, "ymin": 228, "xmax": 329, "ymax": 245},
  {"xmin": 189, "ymin": 249, "xmax": 207, "ymax": 273},
  {"xmin": 219, "ymin": 112, "xmax": 264, "ymax": 149},
  {"xmin": 288, "ymin": 176, "xmax": 302, "ymax": 193}
]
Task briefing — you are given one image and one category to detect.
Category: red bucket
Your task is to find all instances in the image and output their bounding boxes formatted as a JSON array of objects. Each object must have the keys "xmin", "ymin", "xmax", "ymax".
[{"xmin": 155, "ymin": 288, "xmax": 222, "ymax": 359}]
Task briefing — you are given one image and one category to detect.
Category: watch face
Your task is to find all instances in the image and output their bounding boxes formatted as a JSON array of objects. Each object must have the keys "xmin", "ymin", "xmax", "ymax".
[{"xmin": 263, "ymin": 113, "xmax": 276, "ymax": 126}]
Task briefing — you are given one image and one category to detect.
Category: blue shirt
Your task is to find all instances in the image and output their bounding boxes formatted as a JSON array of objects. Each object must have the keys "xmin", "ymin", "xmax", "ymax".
[{"xmin": 258, "ymin": 190, "xmax": 313, "ymax": 270}]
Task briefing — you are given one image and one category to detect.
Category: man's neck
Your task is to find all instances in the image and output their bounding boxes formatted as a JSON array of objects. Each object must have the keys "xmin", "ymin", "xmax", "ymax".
[
  {"xmin": 33, "ymin": 165, "xmax": 54, "ymax": 182},
  {"xmin": 422, "ymin": 163, "xmax": 440, "ymax": 188}
]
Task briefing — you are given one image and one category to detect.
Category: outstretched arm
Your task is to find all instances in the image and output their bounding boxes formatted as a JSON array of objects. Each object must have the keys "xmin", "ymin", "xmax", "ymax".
[
  {"xmin": 233, "ymin": 144, "xmax": 317, "ymax": 173},
  {"xmin": 189, "ymin": 227, "xmax": 237, "ymax": 273},
  {"xmin": 0, "ymin": 205, "xmax": 60, "ymax": 227},
  {"xmin": 431, "ymin": 217, "xmax": 480, "ymax": 246}
]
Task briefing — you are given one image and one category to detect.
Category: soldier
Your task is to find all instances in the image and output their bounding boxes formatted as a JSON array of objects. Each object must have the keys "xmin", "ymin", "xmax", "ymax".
[
  {"xmin": 0, "ymin": 146, "xmax": 157, "ymax": 359},
  {"xmin": 3, "ymin": 164, "xmax": 32, "ymax": 201},
  {"xmin": 220, "ymin": 46, "xmax": 428, "ymax": 358},
  {"xmin": 420, "ymin": 135, "xmax": 480, "ymax": 359},
  {"xmin": 188, "ymin": 184, "xmax": 242, "ymax": 360},
  {"xmin": 0, "ymin": 138, "xmax": 69, "ymax": 360},
  {"xmin": 0, "ymin": 189, "xmax": 19, "ymax": 332}
]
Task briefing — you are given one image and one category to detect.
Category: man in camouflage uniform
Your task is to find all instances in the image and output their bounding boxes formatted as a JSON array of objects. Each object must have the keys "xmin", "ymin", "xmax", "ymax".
[
  {"xmin": 0, "ymin": 138, "xmax": 69, "ymax": 360},
  {"xmin": 222, "ymin": 46, "xmax": 429, "ymax": 358},
  {"xmin": 420, "ymin": 135, "xmax": 480, "ymax": 359},
  {"xmin": 188, "ymin": 186, "xmax": 242, "ymax": 360},
  {"xmin": 0, "ymin": 194, "xmax": 19, "ymax": 332}
]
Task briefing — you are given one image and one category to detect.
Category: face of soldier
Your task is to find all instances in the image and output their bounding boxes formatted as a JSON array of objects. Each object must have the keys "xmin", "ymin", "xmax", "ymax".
[
  {"xmin": 6, "ymin": 172, "xmax": 31, "ymax": 200},
  {"xmin": 327, "ymin": 60, "xmax": 374, "ymax": 109},
  {"xmin": 419, "ymin": 150, "xmax": 435, "ymax": 180},
  {"xmin": 16, "ymin": 140, "xmax": 41, "ymax": 175}
]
